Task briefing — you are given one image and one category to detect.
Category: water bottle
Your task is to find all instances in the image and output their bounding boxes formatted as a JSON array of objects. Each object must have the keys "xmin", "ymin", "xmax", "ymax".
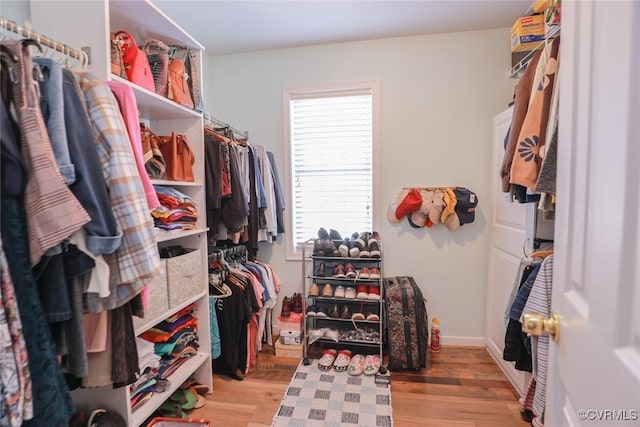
[{"xmin": 430, "ymin": 317, "xmax": 440, "ymax": 352}]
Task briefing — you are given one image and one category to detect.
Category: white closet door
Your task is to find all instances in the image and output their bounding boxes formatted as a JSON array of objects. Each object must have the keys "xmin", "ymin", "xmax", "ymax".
[
  {"xmin": 546, "ymin": 1, "xmax": 640, "ymax": 425},
  {"xmin": 485, "ymin": 106, "xmax": 534, "ymax": 396}
]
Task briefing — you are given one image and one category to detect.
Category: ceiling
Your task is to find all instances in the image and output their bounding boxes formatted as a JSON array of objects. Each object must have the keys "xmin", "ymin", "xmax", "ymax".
[{"xmin": 154, "ymin": 1, "xmax": 531, "ymax": 55}]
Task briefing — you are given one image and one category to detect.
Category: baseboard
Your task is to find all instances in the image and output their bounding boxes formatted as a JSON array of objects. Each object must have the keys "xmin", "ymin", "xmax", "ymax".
[{"xmin": 441, "ymin": 336, "xmax": 487, "ymax": 347}]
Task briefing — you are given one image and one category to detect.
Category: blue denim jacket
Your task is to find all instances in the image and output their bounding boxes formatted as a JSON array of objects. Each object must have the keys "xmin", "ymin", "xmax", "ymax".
[
  {"xmin": 33, "ymin": 58, "xmax": 76, "ymax": 185},
  {"xmin": 62, "ymin": 69, "xmax": 122, "ymax": 255}
]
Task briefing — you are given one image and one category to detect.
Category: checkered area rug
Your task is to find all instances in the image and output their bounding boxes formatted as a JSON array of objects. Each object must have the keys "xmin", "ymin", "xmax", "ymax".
[{"xmin": 271, "ymin": 359, "xmax": 393, "ymax": 427}]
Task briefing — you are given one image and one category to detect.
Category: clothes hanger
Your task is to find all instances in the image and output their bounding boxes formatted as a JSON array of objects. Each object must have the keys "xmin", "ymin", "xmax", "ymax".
[{"xmin": 529, "ymin": 249, "xmax": 554, "ymax": 259}]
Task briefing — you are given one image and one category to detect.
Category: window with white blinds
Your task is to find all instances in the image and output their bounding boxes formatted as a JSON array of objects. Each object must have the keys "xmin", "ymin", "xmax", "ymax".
[{"xmin": 285, "ymin": 85, "xmax": 376, "ymax": 257}]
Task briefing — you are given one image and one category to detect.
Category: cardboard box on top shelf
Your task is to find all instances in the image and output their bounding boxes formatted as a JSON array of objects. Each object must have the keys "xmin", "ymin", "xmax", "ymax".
[{"xmin": 511, "ymin": 14, "xmax": 546, "ymax": 52}]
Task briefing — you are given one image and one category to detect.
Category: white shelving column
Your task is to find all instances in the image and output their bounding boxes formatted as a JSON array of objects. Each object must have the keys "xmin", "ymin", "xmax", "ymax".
[{"xmin": 31, "ymin": 1, "xmax": 212, "ymax": 425}]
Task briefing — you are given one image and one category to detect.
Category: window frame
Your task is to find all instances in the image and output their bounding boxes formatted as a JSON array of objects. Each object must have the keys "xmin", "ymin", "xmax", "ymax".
[{"xmin": 283, "ymin": 81, "xmax": 381, "ymax": 261}]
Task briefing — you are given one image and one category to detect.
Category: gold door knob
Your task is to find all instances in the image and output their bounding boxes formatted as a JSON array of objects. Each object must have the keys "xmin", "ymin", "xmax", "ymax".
[{"xmin": 522, "ymin": 311, "xmax": 561, "ymax": 342}]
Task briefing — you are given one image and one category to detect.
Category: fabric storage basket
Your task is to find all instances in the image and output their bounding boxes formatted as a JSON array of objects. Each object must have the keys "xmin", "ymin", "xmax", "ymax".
[
  {"xmin": 133, "ymin": 260, "xmax": 168, "ymax": 330},
  {"xmin": 166, "ymin": 248, "xmax": 203, "ymax": 308},
  {"xmin": 147, "ymin": 417, "xmax": 210, "ymax": 426}
]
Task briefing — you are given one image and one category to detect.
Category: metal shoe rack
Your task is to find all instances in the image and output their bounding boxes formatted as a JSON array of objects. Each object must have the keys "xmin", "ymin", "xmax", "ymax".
[{"xmin": 301, "ymin": 239, "xmax": 384, "ymax": 365}]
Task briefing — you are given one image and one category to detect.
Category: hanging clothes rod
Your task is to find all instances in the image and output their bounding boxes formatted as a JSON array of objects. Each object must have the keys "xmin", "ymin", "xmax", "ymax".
[
  {"xmin": 0, "ymin": 17, "xmax": 89, "ymax": 67},
  {"xmin": 203, "ymin": 112, "xmax": 249, "ymax": 141}
]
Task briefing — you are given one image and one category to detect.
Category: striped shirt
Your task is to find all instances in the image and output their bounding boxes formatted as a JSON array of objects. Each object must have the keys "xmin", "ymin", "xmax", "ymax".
[
  {"xmin": 76, "ymin": 73, "xmax": 161, "ymax": 307},
  {"xmin": 521, "ymin": 254, "xmax": 554, "ymax": 424}
]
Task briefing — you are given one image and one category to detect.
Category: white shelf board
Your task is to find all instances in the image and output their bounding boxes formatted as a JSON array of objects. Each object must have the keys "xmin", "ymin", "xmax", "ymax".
[
  {"xmin": 151, "ymin": 179, "xmax": 203, "ymax": 187},
  {"xmin": 130, "ymin": 352, "xmax": 209, "ymax": 427},
  {"xmin": 155, "ymin": 227, "xmax": 208, "ymax": 243},
  {"xmin": 110, "ymin": 0, "xmax": 204, "ymax": 51},
  {"xmin": 110, "ymin": 75, "xmax": 201, "ymax": 120},
  {"xmin": 134, "ymin": 290, "xmax": 208, "ymax": 336}
]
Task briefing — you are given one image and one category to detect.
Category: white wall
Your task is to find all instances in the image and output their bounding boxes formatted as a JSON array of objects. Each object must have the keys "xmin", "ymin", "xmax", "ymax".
[
  {"xmin": 204, "ymin": 29, "xmax": 514, "ymax": 342},
  {"xmin": 2, "ymin": 0, "xmax": 31, "ymax": 23}
]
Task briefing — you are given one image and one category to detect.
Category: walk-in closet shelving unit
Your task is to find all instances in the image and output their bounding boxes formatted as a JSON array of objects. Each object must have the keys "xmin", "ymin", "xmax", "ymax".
[
  {"xmin": 301, "ymin": 241, "xmax": 384, "ymax": 365},
  {"xmin": 29, "ymin": 1, "xmax": 211, "ymax": 426}
]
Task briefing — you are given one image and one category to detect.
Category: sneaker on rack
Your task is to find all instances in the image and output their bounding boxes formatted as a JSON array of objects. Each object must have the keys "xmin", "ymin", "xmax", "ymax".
[
  {"xmin": 358, "ymin": 231, "xmax": 372, "ymax": 258},
  {"xmin": 329, "ymin": 304, "xmax": 340, "ymax": 318},
  {"xmin": 369, "ymin": 268, "xmax": 381, "ymax": 279},
  {"xmin": 306, "ymin": 305, "xmax": 318, "ymax": 317},
  {"xmin": 345, "ymin": 263, "xmax": 357, "ymax": 278},
  {"xmin": 309, "ymin": 282, "xmax": 320, "ymax": 297},
  {"xmin": 340, "ymin": 305, "xmax": 352, "ymax": 319},
  {"xmin": 329, "ymin": 229, "xmax": 342, "ymax": 240},
  {"xmin": 332, "ymin": 263, "xmax": 346, "ymax": 278},
  {"xmin": 349, "ymin": 232, "xmax": 361, "ymax": 257},
  {"xmin": 314, "ymin": 261, "xmax": 326, "ymax": 277},
  {"xmin": 338, "ymin": 238, "xmax": 351, "ymax": 257},
  {"xmin": 316, "ymin": 306, "xmax": 328, "ymax": 317},
  {"xmin": 313, "ymin": 239, "xmax": 325, "ymax": 257},
  {"xmin": 281, "ymin": 297, "xmax": 292, "ymax": 317},
  {"xmin": 318, "ymin": 227, "xmax": 330, "ymax": 240},
  {"xmin": 368, "ymin": 237, "xmax": 381, "ymax": 258},
  {"xmin": 359, "ymin": 267, "xmax": 370, "ymax": 279},
  {"xmin": 356, "ymin": 284, "xmax": 369, "ymax": 299},
  {"xmin": 344, "ymin": 286, "xmax": 356, "ymax": 299},
  {"xmin": 367, "ymin": 286, "xmax": 381, "ymax": 300},
  {"xmin": 322, "ymin": 283, "xmax": 334, "ymax": 297},
  {"xmin": 334, "ymin": 285, "xmax": 346, "ymax": 298}
]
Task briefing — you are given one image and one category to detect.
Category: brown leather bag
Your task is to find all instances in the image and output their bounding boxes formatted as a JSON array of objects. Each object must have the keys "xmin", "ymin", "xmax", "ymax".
[
  {"xmin": 167, "ymin": 47, "xmax": 195, "ymax": 109},
  {"xmin": 140, "ymin": 123, "xmax": 167, "ymax": 179},
  {"xmin": 158, "ymin": 132, "xmax": 195, "ymax": 182}
]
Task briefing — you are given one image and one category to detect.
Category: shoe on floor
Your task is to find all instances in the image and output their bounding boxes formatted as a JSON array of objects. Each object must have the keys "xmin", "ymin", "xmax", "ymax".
[
  {"xmin": 333, "ymin": 349, "xmax": 352, "ymax": 372},
  {"xmin": 318, "ymin": 349, "xmax": 337, "ymax": 371},
  {"xmin": 348, "ymin": 354, "xmax": 366, "ymax": 376},
  {"xmin": 363, "ymin": 354, "xmax": 381, "ymax": 376}
]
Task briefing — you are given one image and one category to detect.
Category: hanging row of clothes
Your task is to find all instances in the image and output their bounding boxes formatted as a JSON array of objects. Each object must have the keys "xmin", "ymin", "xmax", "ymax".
[
  {"xmin": 208, "ymin": 247, "xmax": 280, "ymax": 381},
  {"xmin": 500, "ymin": 36, "xmax": 560, "ymax": 220},
  {"xmin": 1, "ymin": 39, "xmax": 164, "ymax": 426},
  {"xmin": 204, "ymin": 127, "xmax": 285, "ymax": 258},
  {"xmin": 503, "ymin": 251, "xmax": 554, "ymax": 427}
]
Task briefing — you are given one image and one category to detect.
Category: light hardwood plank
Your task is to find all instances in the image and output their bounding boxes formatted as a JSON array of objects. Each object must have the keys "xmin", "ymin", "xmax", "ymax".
[{"xmin": 189, "ymin": 345, "xmax": 530, "ymax": 426}]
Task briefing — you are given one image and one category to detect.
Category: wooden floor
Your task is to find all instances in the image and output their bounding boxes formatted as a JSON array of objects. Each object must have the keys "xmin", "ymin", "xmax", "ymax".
[{"xmin": 190, "ymin": 345, "xmax": 529, "ymax": 427}]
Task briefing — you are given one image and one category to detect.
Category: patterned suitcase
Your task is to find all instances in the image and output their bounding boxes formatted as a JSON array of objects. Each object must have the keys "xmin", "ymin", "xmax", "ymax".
[{"xmin": 383, "ymin": 276, "xmax": 428, "ymax": 370}]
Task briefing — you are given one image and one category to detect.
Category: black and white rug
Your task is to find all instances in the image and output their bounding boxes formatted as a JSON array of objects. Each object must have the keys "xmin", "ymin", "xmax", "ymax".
[{"xmin": 271, "ymin": 359, "xmax": 393, "ymax": 427}]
